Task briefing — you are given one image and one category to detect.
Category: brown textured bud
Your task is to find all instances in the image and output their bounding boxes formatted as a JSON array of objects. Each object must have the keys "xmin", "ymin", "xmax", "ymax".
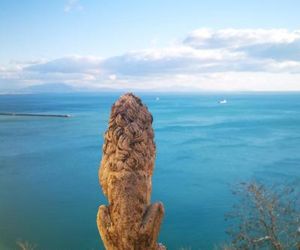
[{"xmin": 97, "ymin": 93, "xmax": 166, "ymax": 250}]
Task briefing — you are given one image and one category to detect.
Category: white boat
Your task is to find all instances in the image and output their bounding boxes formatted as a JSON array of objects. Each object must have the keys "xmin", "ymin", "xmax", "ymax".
[{"xmin": 218, "ymin": 99, "xmax": 227, "ymax": 104}]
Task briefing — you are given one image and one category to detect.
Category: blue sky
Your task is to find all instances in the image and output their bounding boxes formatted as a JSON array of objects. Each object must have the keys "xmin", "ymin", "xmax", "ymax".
[{"xmin": 1, "ymin": 0, "xmax": 300, "ymax": 92}]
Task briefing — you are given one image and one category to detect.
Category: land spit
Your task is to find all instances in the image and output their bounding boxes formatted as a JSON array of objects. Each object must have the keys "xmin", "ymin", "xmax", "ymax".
[{"xmin": 0, "ymin": 112, "xmax": 71, "ymax": 118}]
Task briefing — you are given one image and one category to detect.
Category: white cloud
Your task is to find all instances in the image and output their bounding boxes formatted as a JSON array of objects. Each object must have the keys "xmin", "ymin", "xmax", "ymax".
[
  {"xmin": 2, "ymin": 28, "xmax": 300, "ymax": 92},
  {"xmin": 26, "ymin": 56, "xmax": 102, "ymax": 73},
  {"xmin": 108, "ymin": 74, "xmax": 117, "ymax": 80},
  {"xmin": 101, "ymin": 46, "xmax": 246, "ymax": 76},
  {"xmin": 184, "ymin": 28, "xmax": 300, "ymax": 62},
  {"xmin": 184, "ymin": 28, "xmax": 300, "ymax": 49},
  {"xmin": 64, "ymin": 0, "xmax": 83, "ymax": 13}
]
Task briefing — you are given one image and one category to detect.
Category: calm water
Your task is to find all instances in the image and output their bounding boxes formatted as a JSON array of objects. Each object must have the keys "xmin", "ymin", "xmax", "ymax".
[{"xmin": 0, "ymin": 93, "xmax": 300, "ymax": 249}]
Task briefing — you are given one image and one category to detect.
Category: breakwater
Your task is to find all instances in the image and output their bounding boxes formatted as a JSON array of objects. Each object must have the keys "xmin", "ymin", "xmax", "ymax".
[{"xmin": 0, "ymin": 112, "xmax": 71, "ymax": 118}]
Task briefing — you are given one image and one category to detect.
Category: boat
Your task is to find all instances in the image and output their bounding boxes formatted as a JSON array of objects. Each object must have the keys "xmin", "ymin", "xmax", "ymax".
[{"xmin": 218, "ymin": 99, "xmax": 227, "ymax": 104}]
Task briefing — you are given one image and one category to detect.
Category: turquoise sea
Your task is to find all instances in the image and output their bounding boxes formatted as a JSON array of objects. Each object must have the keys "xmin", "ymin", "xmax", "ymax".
[{"xmin": 0, "ymin": 93, "xmax": 300, "ymax": 249}]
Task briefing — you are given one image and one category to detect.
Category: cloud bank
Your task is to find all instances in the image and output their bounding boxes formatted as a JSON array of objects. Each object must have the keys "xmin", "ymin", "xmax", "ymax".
[{"xmin": 1, "ymin": 28, "xmax": 300, "ymax": 92}]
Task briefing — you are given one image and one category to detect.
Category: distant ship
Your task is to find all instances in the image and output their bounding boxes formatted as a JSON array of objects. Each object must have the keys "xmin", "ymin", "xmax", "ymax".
[{"xmin": 218, "ymin": 99, "xmax": 227, "ymax": 104}]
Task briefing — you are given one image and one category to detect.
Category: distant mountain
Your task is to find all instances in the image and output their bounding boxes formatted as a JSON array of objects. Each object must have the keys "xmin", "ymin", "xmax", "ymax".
[{"xmin": 21, "ymin": 83, "xmax": 75, "ymax": 94}]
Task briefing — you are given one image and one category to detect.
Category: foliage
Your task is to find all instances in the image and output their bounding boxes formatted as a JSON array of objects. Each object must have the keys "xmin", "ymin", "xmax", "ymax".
[{"xmin": 224, "ymin": 182, "xmax": 300, "ymax": 250}]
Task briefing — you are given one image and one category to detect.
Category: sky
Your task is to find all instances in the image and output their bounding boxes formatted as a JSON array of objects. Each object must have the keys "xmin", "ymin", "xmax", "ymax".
[{"xmin": 1, "ymin": 0, "xmax": 300, "ymax": 92}]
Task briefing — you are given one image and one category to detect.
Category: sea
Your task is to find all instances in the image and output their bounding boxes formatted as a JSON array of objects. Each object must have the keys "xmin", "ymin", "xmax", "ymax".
[{"xmin": 0, "ymin": 92, "xmax": 299, "ymax": 250}]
